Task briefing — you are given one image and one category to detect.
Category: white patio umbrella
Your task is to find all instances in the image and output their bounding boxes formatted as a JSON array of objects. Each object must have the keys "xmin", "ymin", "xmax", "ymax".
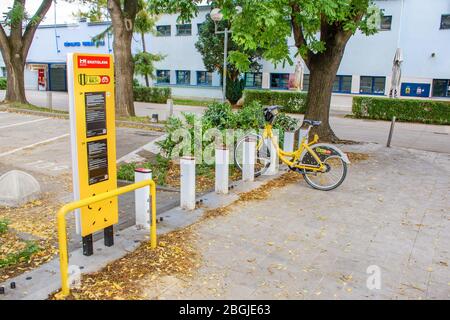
[
  {"xmin": 389, "ymin": 48, "xmax": 403, "ymax": 98},
  {"xmin": 290, "ymin": 57, "xmax": 305, "ymax": 91}
]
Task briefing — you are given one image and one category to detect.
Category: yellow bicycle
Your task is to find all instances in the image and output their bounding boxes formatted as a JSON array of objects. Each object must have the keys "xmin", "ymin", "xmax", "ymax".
[{"xmin": 234, "ymin": 105, "xmax": 350, "ymax": 191}]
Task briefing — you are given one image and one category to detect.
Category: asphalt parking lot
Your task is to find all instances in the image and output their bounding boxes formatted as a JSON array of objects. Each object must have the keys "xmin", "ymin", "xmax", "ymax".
[{"xmin": 0, "ymin": 111, "xmax": 162, "ymax": 178}]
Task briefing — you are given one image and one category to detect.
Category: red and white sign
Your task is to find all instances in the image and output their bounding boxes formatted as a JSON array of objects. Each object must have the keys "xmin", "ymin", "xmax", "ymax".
[
  {"xmin": 100, "ymin": 75, "xmax": 110, "ymax": 84},
  {"xmin": 77, "ymin": 55, "xmax": 110, "ymax": 69}
]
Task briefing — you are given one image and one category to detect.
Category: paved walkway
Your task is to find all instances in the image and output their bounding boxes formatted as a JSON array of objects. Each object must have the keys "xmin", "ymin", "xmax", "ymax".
[{"xmin": 141, "ymin": 144, "xmax": 449, "ymax": 299}]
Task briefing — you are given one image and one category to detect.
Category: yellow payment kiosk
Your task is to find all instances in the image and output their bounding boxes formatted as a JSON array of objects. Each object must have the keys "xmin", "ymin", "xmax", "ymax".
[{"xmin": 67, "ymin": 53, "xmax": 118, "ymax": 255}]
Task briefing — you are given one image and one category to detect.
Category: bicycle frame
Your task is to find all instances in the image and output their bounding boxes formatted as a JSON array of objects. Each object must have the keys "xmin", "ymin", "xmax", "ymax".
[{"xmin": 259, "ymin": 124, "xmax": 326, "ymax": 172}]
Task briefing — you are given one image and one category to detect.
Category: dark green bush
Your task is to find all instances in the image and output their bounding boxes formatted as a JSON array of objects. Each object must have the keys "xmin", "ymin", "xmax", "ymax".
[
  {"xmin": 0, "ymin": 77, "xmax": 6, "ymax": 90},
  {"xmin": 352, "ymin": 96, "xmax": 450, "ymax": 125},
  {"xmin": 226, "ymin": 78, "xmax": 245, "ymax": 105},
  {"xmin": 244, "ymin": 89, "xmax": 307, "ymax": 114},
  {"xmin": 133, "ymin": 86, "xmax": 172, "ymax": 103}
]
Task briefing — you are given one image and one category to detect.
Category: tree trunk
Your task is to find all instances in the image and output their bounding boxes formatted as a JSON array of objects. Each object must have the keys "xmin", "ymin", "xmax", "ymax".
[
  {"xmin": 108, "ymin": 0, "xmax": 137, "ymax": 117},
  {"xmin": 304, "ymin": 38, "xmax": 348, "ymax": 143},
  {"xmin": 141, "ymin": 32, "xmax": 149, "ymax": 87},
  {"xmin": 113, "ymin": 32, "xmax": 136, "ymax": 116},
  {"xmin": 5, "ymin": 56, "xmax": 27, "ymax": 103}
]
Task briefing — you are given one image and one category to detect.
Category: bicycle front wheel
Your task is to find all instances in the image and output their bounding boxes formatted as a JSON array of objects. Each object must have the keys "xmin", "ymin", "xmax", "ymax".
[{"xmin": 234, "ymin": 133, "xmax": 271, "ymax": 177}]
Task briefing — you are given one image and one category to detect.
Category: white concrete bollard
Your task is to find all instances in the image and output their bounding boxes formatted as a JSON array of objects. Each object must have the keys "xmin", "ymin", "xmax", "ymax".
[
  {"xmin": 215, "ymin": 146, "xmax": 229, "ymax": 194},
  {"xmin": 180, "ymin": 156, "xmax": 196, "ymax": 210},
  {"xmin": 46, "ymin": 91, "xmax": 53, "ymax": 110},
  {"xmin": 283, "ymin": 131, "xmax": 295, "ymax": 153},
  {"xmin": 134, "ymin": 168, "xmax": 152, "ymax": 229},
  {"xmin": 298, "ymin": 128, "xmax": 309, "ymax": 148},
  {"xmin": 242, "ymin": 136, "xmax": 256, "ymax": 182},
  {"xmin": 167, "ymin": 99, "xmax": 174, "ymax": 118},
  {"xmin": 263, "ymin": 136, "xmax": 279, "ymax": 176}
]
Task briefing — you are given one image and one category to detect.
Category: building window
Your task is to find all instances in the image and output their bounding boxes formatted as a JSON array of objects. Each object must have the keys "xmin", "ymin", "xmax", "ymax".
[
  {"xmin": 270, "ymin": 73, "xmax": 289, "ymax": 89},
  {"xmin": 197, "ymin": 23, "xmax": 205, "ymax": 35},
  {"xmin": 333, "ymin": 75, "xmax": 352, "ymax": 93},
  {"xmin": 0, "ymin": 67, "xmax": 6, "ymax": 77},
  {"xmin": 156, "ymin": 70, "xmax": 170, "ymax": 84},
  {"xmin": 440, "ymin": 14, "xmax": 450, "ymax": 29},
  {"xmin": 197, "ymin": 71, "xmax": 212, "ymax": 86},
  {"xmin": 360, "ymin": 76, "xmax": 386, "ymax": 95},
  {"xmin": 432, "ymin": 79, "xmax": 450, "ymax": 97},
  {"xmin": 156, "ymin": 25, "xmax": 171, "ymax": 36},
  {"xmin": 302, "ymin": 74, "xmax": 310, "ymax": 92},
  {"xmin": 176, "ymin": 24, "xmax": 192, "ymax": 36},
  {"xmin": 244, "ymin": 72, "xmax": 262, "ymax": 88},
  {"xmin": 380, "ymin": 15, "xmax": 392, "ymax": 31},
  {"xmin": 176, "ymin": 70, "xmax": 191, "ymax": 85}
]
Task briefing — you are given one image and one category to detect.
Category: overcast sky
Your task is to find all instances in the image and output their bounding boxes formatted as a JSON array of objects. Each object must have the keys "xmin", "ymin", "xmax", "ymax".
[{"xmin": 2, "ymin": 0, "xmax": 87, "ymax": 25}]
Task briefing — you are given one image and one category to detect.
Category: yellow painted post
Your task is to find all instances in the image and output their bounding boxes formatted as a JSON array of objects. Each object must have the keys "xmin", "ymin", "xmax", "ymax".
[
  {"xmin": 150, "ymin": 182, "xmax": 157, "ymax": 249},
  {"xmin": 56, "ymin": 179, "xmax": 157, "ymax": 297}
]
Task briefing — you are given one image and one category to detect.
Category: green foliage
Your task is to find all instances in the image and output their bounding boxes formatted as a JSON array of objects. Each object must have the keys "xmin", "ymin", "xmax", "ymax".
[
  {"xmin": 234, "ymin": 101, "xmax": 265, "ymax": 130},
  {"xmin": 352, "ymin": 97, "xmax": 450, "ymax": 125},
  {"xmin": 133, "ymin": 52, "xmax": 165, "ymax": 81},
  {"xmin": 157, "ymin": 101, "xmax": 298, "ymax": 159},
  {"xmin": 0, "ymin": 219, "xmax": 8, "ymax": 234},
  {"xmin": 202, "ymin": 102, "xmax": 236, "ymax": 129},
  {"xmin": 244, "ymin": 89, "xmax": 307, "ymax": 114},
  {"xmin": 117, "ymin": 154, "xmax": 169, "ymax": 184},
  {"xmin": 133, "ymin": 86, "xmax": 171, "ymax": 103},
  {"xmin": 195, "ymin": 15, "xmax": 262, "ymax": 81},
  {"xmin": 0, "ymin": 77, "xmax": 6, "ymax": 90},
  {"xmin": 220, "ymin": 0, "xmax": 379, "ymax": 68},
  {"xmin": 275, "ymin": 113, "xmax": 300, "ymax": 132},
  {"xmin": 69, "ymin": 0, "xmax": 108, "ymax": 22},
  {"xmin": 0, "ymin": 241, "xmax": 40, "ymax": 269}
]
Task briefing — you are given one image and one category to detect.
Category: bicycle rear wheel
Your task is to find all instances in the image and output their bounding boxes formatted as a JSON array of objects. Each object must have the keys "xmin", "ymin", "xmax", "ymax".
[{"xmin": 299, "ymin": 144, "xmax": 348, "ymax": 191}]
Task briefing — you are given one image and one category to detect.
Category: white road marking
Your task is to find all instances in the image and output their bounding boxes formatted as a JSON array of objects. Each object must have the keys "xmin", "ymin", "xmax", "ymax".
[
  {"xmin": 0, "ymin": 117, "xmax": 50, "ymax": 129},
  {"xmin": 0, "ymin": 133, "xmax": 69, "ymax": 158}
]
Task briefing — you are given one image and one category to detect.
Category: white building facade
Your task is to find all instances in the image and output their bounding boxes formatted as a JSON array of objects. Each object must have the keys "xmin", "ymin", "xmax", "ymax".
[{"xmin": 0, "ymin": 0, "xmax": 449, "ymax": 99}]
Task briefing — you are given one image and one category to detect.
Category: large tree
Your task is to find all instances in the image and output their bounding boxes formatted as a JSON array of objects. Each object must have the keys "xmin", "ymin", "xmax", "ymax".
[
  {"xmin": 153, "ymin": 0, "xmax": 380, "ymax": 142},
  {"xmin": 221, "ymin": 0, "xmax": 380, "ymax": 141},
  {"xmin": 107, "ymin": 0, "xmax": 139, "ymax": 116},
  {"xmin": 0, "ymin": 0, "xmax": 53, "ymax": 104}
]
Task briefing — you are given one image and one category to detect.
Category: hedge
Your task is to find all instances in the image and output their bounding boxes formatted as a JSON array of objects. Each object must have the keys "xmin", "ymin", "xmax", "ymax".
[
  {"xmin": 352, "ymin": 96, "xmax": 450, "ymax": 125},
  {"xmin": 243, "ymin": 89, "xmax": 307, "ymax": 114},
  {"xmin": 133, "ymin": 86, "xmax": 171, "ymax": 103},
  {"xmin": 0, "ymin": 78, "xmax": 6, "ymax": 90}
]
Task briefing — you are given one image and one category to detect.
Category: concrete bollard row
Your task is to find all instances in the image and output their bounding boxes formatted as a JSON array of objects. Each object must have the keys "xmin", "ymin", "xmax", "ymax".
[
  {"xmin": 180, "ymin": 156, "xmax": 196, "ymax": 210},
  {"xmin": 134, "ymin": 168, "xmax": 152, "ymax": 229}
]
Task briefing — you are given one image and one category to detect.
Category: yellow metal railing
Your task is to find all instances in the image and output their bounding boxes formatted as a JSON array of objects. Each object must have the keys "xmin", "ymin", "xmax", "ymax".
[{"xmin": 57, "ymin": 179, "xmax": 157, "ymax": 297}]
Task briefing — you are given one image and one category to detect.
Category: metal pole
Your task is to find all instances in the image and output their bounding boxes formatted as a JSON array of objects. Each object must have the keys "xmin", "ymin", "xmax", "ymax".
[
  {"xmin": 387, "ymin": 116, "xmax": 396, "ymax": 148},
  {"xmin": 222, "ymin": 28, "xmax": 228, "ymax": 103}
]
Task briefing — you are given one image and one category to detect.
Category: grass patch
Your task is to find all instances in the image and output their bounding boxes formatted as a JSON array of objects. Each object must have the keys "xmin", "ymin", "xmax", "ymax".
[
  {"xmin": 0, "ymin": 241, "xmax": 40, "ymax": 268},
  {"xmin": 118, "ymin": 154, "xmax": 170, "ymax": 185},
  {"xmin": 118, "ymin": 156, "xmax": 242, "ymax": 192},
  {"xmin": 7, "ymin": 102, "xmax": 68, "ymax": 114},
  {"xmin": 0, "ymin": 219, "xmax": 41, "ymax": 269},
  {"xmin": 173, "ymin": 98, "xmax": 219, "ymax": 107},
  {"xmin": 0, "ymin": 219, "xmax": 8, "ymax": 234}
]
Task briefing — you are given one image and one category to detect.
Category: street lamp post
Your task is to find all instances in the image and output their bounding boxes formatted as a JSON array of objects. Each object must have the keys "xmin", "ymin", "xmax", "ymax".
[{"xmin": 210, "ymin": 8, "xmax": 232, "ymax": 103}]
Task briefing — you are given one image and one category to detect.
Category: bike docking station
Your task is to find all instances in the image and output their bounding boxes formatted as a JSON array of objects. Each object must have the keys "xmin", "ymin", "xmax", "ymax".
[{"xmin": 54, "ymin": 53, "xmax": 157, "ymax": 297}]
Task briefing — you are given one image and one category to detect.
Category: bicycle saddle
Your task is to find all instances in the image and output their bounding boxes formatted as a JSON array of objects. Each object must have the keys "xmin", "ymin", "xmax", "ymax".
[{"xmin": 303, "ymin": 119, "xmax": 322, "ymax": 127}]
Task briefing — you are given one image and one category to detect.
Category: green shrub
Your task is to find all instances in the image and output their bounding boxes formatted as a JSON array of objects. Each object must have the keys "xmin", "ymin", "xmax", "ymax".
[
  {"xmin": 157, "ymin": 101, "xmax": 298, "ymax": 159},
  {"xmin": 0, "ymin": 77, "xmax": 6, "ymax": 90},
  {"xmin": 244, "ymin": 89, "xmax": 307, "ymax": 114},
  {"xmin": 352, "ymin": 96, "xmax": 450, "ymax": 125},
  {"xmin": 226, "ymin": 78, "xmax": 245, "ymax": 105},
  {"xmin": 133, "ymin": 86, "xmax": 172, "ymax": 104}
]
